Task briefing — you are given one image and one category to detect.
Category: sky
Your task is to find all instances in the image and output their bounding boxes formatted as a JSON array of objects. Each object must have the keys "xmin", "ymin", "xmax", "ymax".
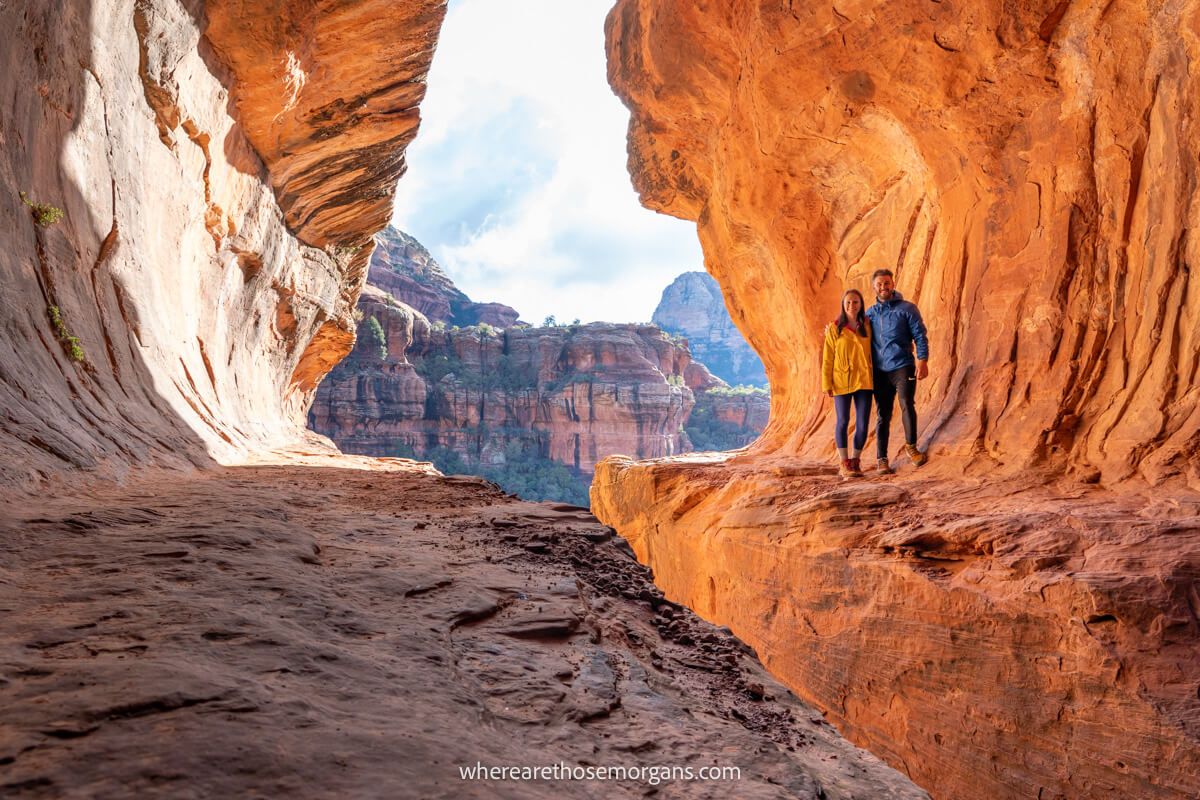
[{"xmin": 390, "ymin": 0, "xmax": 705, "ymax": 325}]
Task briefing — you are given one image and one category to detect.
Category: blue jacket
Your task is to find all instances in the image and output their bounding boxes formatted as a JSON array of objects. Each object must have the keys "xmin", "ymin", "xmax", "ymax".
[{"xmin": 865, "ymin": 291, "xmax": 929, "ymax": 372}]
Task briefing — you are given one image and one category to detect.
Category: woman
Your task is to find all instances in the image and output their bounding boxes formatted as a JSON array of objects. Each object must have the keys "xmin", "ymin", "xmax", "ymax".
[{"xmin": 822, "ymin": 289, "xmax": 874, "ymax": 478}]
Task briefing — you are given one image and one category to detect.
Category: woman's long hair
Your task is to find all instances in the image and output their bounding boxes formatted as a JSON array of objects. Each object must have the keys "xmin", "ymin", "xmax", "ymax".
[{"xmin": 835, "ymin": 289, "xmax": 868, "ymax": 337}]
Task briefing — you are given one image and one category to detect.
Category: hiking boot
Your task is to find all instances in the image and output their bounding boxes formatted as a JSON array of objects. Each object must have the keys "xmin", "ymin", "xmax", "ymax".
[
  {"xmin": 849, "ymin": 457, "xmax": 864, "ymax": 477},
  {"xmin": 905, "ymin": 444, "xmax": 928, "ymax": 466},
  {"xmin": 875, "ymin": 458, "xmax": 895, "ymax": 475},
  {"xmin": 839, "ymin": 459, "xmax": 857, "ymax": 479}
]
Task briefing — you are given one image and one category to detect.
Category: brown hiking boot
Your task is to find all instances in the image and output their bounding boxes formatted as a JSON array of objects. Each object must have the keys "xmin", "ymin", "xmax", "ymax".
[
  {"xmin": 849, "ymin": 457, "xmax": 864, "ymax": 476},
  {"xmin": 839, "ymin": 459, "xmax": 857, "ymax": 479},
  {"xmin": 875, "ymin": 458, "xmax": 895, "ymax": 475},
  {"xmin": 905, "ymin": 444, "xmax": 928, "ymax": 466}
]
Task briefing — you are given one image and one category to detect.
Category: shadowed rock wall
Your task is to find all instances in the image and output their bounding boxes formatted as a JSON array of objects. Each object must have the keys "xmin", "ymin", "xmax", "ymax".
[{"xmin": 0, "ymin": 0, "xmax": 442, "ymax": 492}]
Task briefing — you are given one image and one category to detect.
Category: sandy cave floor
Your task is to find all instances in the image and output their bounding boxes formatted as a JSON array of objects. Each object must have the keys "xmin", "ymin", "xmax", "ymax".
[{"xmin": 0, "ymin": 450, "xmax": 925, "ymax": 800}]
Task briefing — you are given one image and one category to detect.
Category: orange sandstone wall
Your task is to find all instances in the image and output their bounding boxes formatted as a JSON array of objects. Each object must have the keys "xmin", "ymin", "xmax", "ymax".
[
  {"xmin": 605, "ymin": 0, "xmax": 1200, "ymax": 487},
  {"xmin": 0, "ymin": 0, "xmax": 441, "ymax": 491},
  {"xmin": 597, "ymin": 2, "xmax": 1200, "ymax": 798}
]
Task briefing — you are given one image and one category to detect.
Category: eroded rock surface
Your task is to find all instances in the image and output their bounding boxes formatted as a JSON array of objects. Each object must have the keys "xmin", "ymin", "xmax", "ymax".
[
  {"xmin": 597, "ymin": 1, "xmax": 1200, "ymax": 798},
  {"xmin": 592, "ymin": 456, "xmax": 1200, "ymax": 800},
  {"xmin": 607, "ymin": 0, "xmax": 1200, "ymax": 486},
  {"xmin": 0, "ymin": 453, "xmax": 927, "ymax": 800},
  {"xmin": 0, "ymin": 0, "xmax": 439, "ymax": 492}
]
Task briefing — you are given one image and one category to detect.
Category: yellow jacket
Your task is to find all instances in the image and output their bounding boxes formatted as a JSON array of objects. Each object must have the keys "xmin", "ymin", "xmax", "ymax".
[{"xmin": 822, "ymin": 320, "xmax": 874, "ymax": 395}]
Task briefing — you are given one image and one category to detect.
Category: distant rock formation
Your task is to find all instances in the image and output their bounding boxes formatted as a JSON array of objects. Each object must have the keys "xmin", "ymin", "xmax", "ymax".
[
  {"xmin": 310, "ymin": 294, "xmax": 695, "ymax": 476},
  {"xmin": 653, "ymin": 272, "xmax": 767, "ymax": 387},
  {"xmin": 306, "ymin": 294, "xmax": 694, "ymax": 504},
  {"xmin": 685, "ymin": 386, "xmax": 771, "ymax": 452},
  {"xmin": 310, "ymin": 232, "xmax": 769, "ymax": 504},
  {"xmin": 369, "ymin": 227, "xmax": 521, "ymax": 328}
]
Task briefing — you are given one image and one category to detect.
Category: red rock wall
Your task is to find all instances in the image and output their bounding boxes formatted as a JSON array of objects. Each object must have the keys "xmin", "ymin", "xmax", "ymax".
[
  {"xmin": 0, "ymin": 0, "xmax": 440, "ymax": 492},
  {"xmin": 606, "ymin": 0, "xmax": 1200, "ymax": 488},
  {"xmin": 309, "ymin": 292, "xmax": 696, "ymax": 474},
  {"xmin": 595, "ymin": 2, "xmax": 1200, "ymax": 798}
]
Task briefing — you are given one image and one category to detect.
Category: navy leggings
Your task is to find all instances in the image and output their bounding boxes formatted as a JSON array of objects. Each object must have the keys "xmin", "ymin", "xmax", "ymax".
[{"xmin": 834, "ymin": 389, "xmax": 873, "ymax": 450}]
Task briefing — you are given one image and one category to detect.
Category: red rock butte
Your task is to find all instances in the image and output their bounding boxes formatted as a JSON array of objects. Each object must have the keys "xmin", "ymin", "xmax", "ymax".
[{"xmin": 0, "ymin": 1, "xmax": 1197, "ymax": 799}]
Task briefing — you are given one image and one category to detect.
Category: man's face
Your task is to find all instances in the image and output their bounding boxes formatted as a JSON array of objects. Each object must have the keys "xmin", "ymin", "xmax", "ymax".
[{"xmin": 873, "ymin": 274, "xmax": 895, "ymax": 300}]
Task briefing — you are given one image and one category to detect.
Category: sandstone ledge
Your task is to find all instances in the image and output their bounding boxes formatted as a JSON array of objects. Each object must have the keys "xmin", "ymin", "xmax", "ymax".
[{"xmin": 591, "ymin": 454, "xmax": 1200, "ymax": 799}]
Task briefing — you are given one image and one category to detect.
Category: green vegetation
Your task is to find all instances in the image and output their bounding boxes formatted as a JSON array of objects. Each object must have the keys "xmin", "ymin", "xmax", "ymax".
[
  {"xmin": 415, "ymin": 352, "xmax": 461, "ymax": 383},
  {"xmin": 666, "ymin": 373, "xmax": 685, "ymax": 387},
  {"xmin": 477, "ymin": 322, "xmax": 498, "ymax": 337},
  {"xmin": 413, "ymin": 351, "xmax": 537, "ymax": 391},
  {"xmin": 361, "ymin": 315, "xmax": 387, "ymax": 361},
  {"xmin": 683, "ymin": 388, "xmax": 767, "ymax": 451},
  {"xmin": 47, "ymin": 305, "xmax": 86, "ymax": 363},
  {"xmin": 413, "ymin": 439, "xmax": 590, "ymax": 507},
  {"xmin": 704, "ymin": 384, "xmax": 769, "ymax": 397},
  {"xmin": 542, "ymin": 315, "xmax": 558, "ymax": 327},
  {"xmin": 685, "ymin": 404, "xmax": 757, "ymax": 451},
  {"xmin": 20, "ymin": 192, "xmax": 64, "ymax": 227},
  {"xmin": 481, "ymin": 458, "xmax": 590, "ymax": 507}
]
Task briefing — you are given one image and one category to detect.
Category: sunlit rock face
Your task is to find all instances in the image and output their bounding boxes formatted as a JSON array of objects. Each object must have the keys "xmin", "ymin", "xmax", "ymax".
[
  {"xmin": 653, "ymin": 271, "xmax": 767, "ymax": 387},
  {"xmin": 368, "ymin": 227, "xmax": 521, "ymax": 327},
  {"xmin": 597, "ymin": 1, "xmax": 1200, "ymax": 798},
  {"xmin": 0, "ymin": 0, "xmax": 440, "ymax": 491},
  {"xmin": 606, "ymin": 0, "xmax": 1200, "ymax": 487}
]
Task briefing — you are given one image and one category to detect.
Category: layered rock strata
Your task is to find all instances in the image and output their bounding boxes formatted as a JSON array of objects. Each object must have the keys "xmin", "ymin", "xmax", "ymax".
[
  {"xmin": 654, "ymin": 271, "xmax": 768, "ymax": 387},
  {"xmin": 308, "ymin": 290, "xmax": 696, "ymax": 475},
  {"xmin": 597, "ymin": 1, "xmax": 1200, "ymax": 797},
  {"xmin": 593, "ymin": 459, "xmax": 1200, "ymax": 799},
  {"xmin": 0, "ymin": 0, "xmax": 440, "ymax": 492}
]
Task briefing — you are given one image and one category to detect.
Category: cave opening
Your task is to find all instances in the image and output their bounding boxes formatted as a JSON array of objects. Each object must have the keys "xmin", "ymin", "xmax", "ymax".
[{"xmin": 305, "ymin": 0, "xmax": 770, "ymax": 507}]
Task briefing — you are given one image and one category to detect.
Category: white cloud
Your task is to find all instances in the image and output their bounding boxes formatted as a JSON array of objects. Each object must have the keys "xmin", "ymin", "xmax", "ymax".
[{"xmin": 391, "ymin": 0, "xmax": 704, "ymax": 324}]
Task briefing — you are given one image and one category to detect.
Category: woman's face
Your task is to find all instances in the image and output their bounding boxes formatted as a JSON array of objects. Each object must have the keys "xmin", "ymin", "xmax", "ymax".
[{"xmin": 843, "ymin": 293, "xmax": 862, "ymax": 317}]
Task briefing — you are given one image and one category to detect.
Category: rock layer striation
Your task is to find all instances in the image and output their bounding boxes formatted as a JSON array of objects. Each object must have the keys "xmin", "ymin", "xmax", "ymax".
[
  {"xmin": 607, "ymin": 0, "xmax": 1200, "ymax": 485},
  {"xmin": 309, "ymin": 290, "xmax": 697, "ymax": 475}
]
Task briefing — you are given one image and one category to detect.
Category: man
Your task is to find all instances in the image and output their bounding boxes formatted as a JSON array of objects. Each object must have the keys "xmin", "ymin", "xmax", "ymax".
[{"xmin": 865, "ymin": 269, "xmax": 929, "ymax": 474}]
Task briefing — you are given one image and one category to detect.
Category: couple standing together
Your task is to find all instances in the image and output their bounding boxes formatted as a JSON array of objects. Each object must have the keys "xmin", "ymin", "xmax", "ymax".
[{"xmin": 821, "ymin": 269, "xmax": 929, "ymax": 479}]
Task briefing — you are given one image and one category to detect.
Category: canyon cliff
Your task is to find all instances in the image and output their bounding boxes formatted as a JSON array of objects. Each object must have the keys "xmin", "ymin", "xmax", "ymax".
[
  {"xmin": 654, "ymin": 271, "xmax": 768, "ymax": 387},
  {"xmin": 4, "ymin": 0, "xmax": 1195, "ymax": 797},
  {"xmin": 369, "ymin": 226, "xmax": 521, "ymax": 327},
  {"xmin": 595, "ymin": 2, "xmax": 1200, "ymax": 799},
  {"xmin": 309, "ymin": 228, "xmax": 768, "ymax": 505},
  {"xmin": 310, "ymin": 295, "xmax": 694, "ymax": 473}
]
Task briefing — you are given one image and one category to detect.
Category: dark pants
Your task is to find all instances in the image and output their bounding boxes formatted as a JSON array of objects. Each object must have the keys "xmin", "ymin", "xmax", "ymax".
[
  {"xmin": 874, "ymin": 364, "xmax": 917, "ymax": 459},
  {"xmin": 834, "ymin": 389, "xmax": 873, "ymax": 451}
]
